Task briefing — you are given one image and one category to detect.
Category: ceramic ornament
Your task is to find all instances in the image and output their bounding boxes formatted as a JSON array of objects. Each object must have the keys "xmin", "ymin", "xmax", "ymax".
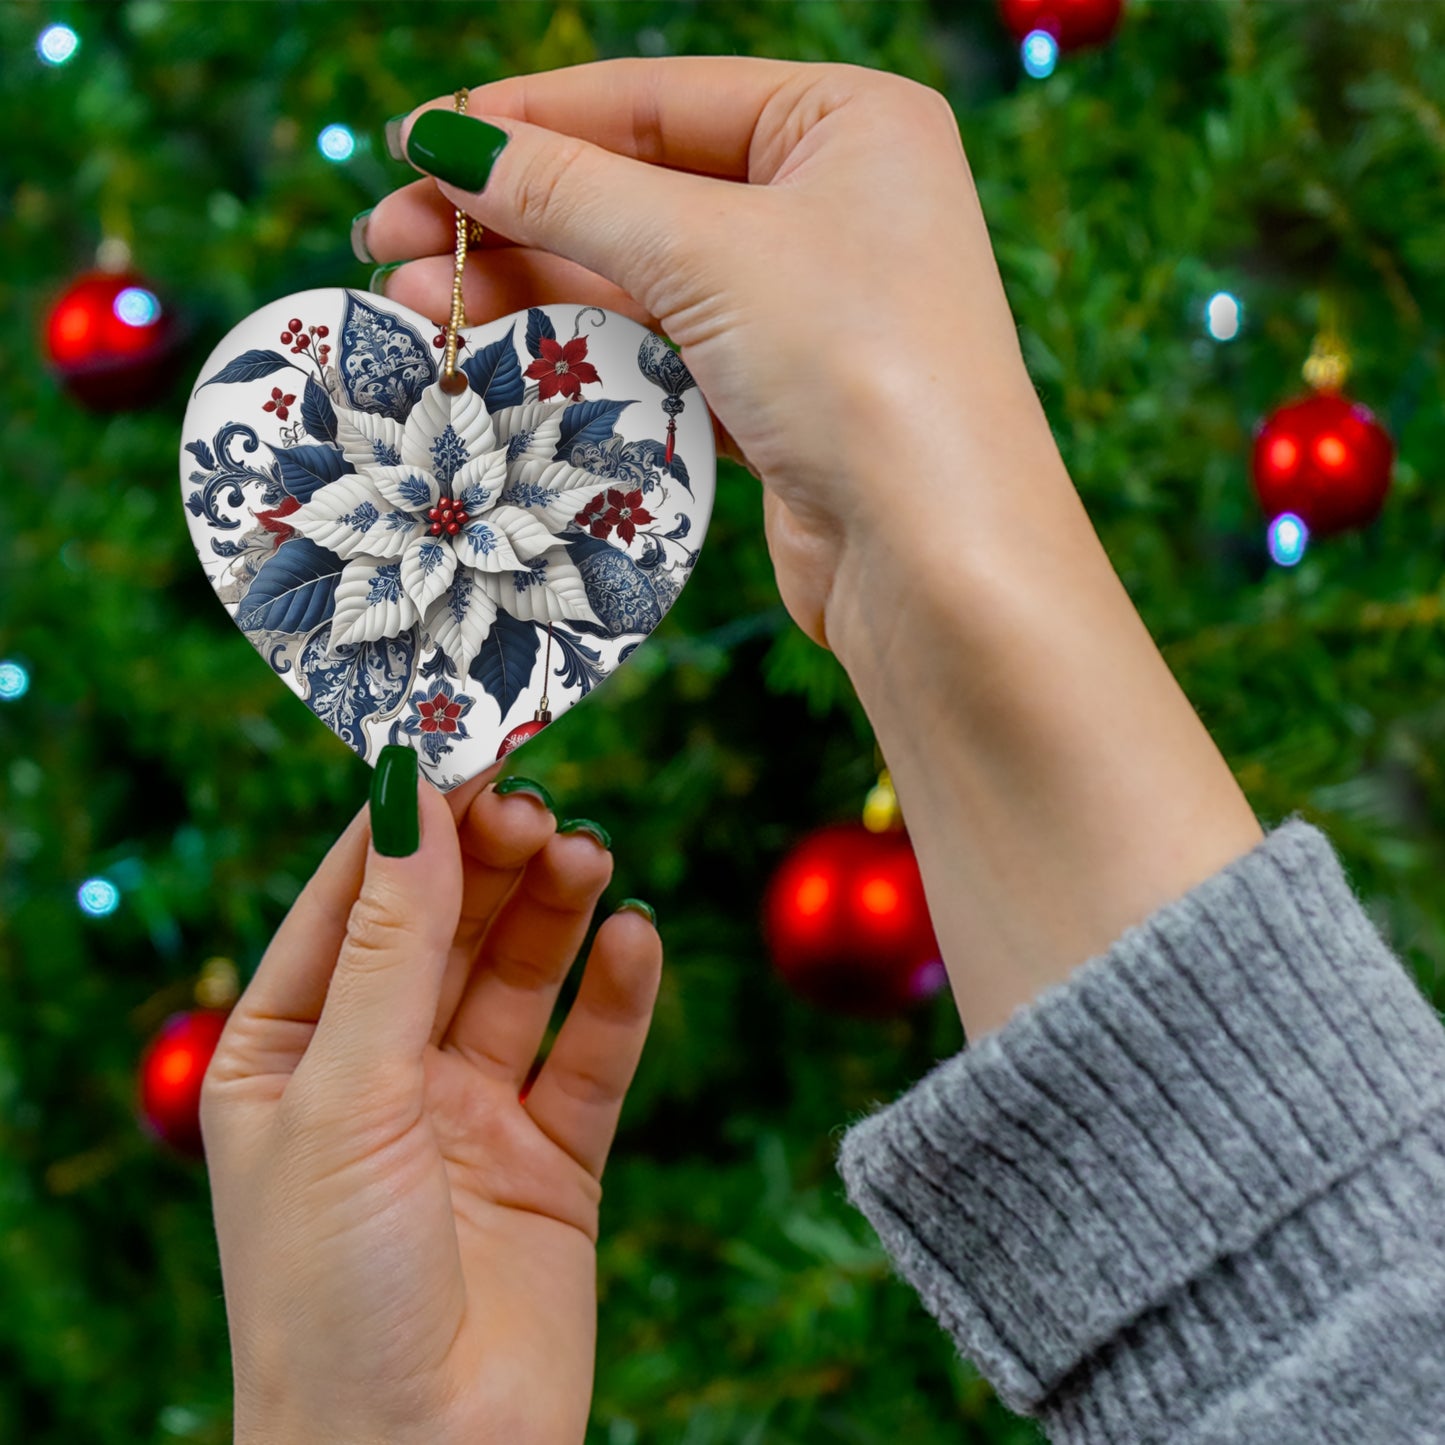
[{"xmin": 179, "ymin": 290, "xmax": 714, "ymax": 789}]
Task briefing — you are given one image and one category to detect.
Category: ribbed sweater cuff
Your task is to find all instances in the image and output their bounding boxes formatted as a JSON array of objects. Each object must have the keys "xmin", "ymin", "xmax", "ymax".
[{"xmin": 836, "ymin": 819, "xmax": 1445, "ymax": 1427}]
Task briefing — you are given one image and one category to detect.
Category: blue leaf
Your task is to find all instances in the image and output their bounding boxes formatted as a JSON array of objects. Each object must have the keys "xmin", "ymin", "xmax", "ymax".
[
  {"xmin": 663, "ymin": 514, "xmax": 691, "ymax": 541},
  {"xmin": 468, "ymin": 611, "xmax": 541, "ymax": 718},
  {"xmin": 524, "ymin": 308, "xmax": 556, "ymax": 360},
  {"xmin": 236, "ymin": 538, "xmax": 345, "ymax": 635},
  {"xmin": 338, "ymin": 290, "xmax": 435, "ymax": 422},
  {"xmin": 301, "ymin": 377, "xmax": 338, "ymax": 443},
  {"xmin": 461, "ymin": 325, "xmax": 525, "ymax": 412},
  {"xmin": 200, "ymin": 349, "xmax": 294, "ymax": 388},
  {"xmin": 667, "ymin": 452, "xmax": 691, "ymax": 494},
  {"xmin": 549, "ymin": 628, "xmax": 608, "ymax": 697},
  {"xmin": 210, "ymin": 539, "xmax": 249, "ymax": 558},
  {"xmin": 274, "ymin": 443, "xmax": 354, "ymax": 501},
  {"xmin": 185, "ymin": 438, "xmax": 216, "ymax": 470},
  {"xmin": 555, "ymin": 399, "xmax": 635, "ymax": 459}
]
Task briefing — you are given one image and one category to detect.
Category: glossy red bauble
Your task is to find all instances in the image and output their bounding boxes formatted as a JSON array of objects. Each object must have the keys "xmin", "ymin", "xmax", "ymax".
[
  {"xmin": 998, "ymin": 0, "xmax": 1124, "ymax": 49},
  {"xmin": 496, "ymin": 718, "xmax": 549, "ymax": 759},
  {"xmin": 137, "ymin": 1008, "xmax": 230, "ymax": 1157},
  {"xmin": 1251, "ymin": 392, "xmax": 1394, "ymax": 537},
  {"xmin": 763, "ymin": 823, "xmax": 945, "ymax": 1017},
  {"xmin": 44, "ymin": 270, "xmax": 180, "ymax": 410}
]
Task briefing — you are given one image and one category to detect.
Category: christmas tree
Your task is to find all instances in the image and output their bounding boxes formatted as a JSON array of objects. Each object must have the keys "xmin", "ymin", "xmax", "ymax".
[{"xmin": 3, "ymin": 3, "xmax": 1444, "ymax": 1441}]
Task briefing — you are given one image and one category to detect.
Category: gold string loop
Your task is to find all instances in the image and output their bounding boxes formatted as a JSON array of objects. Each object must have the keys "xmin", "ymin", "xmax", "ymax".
[{"xmin": 439, "ymin": 88, "xmax": 481, "ymax": 395}]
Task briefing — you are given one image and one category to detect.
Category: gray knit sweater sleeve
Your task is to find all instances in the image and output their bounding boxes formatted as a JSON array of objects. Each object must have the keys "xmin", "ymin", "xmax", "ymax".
[{"xmin": 836, "ymin": 819, "xmax": 1445, "ymax": 1443}]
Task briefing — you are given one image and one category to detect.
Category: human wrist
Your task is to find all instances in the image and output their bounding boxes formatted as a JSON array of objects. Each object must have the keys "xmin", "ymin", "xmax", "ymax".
[{"xmin": 821, "ymin": 407, "xmax": 1262, "ymax": 1038}]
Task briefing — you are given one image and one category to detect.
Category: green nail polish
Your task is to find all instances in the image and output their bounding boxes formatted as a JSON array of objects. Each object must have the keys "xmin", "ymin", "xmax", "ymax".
[
  {"xmin": 350, "ymin": 208, "xmax": 375, "ymax": 265},
  {"xmin": 384, "ymin": 113, "xmax": 409, "ymax": 162},
  {"xmin": 369, "ymin": 261, "xmax": 404, "ymax": 296},
  {"xmin": 617, "ymin": 898, "xmax": 657, "ymax": 926},
  {"xmin": 494, "ymin": 775, "xmax": 555, "ymax": 812},
  {"xmin": 559, "ymin": 818, "xmax": 612, "ymax": 850},
  {"xmin": 405, "ymin": 110, "xmax": 509, "ymax": 192},
  {"xmin": 370, "ymin": 745, "xmax": 419, "ymax": 857}
]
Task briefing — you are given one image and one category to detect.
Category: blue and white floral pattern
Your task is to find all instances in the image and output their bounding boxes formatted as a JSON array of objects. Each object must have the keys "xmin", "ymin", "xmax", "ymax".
[{"xmin": 180, "ymin": 291, "xmax": 713, "ymax": 787}]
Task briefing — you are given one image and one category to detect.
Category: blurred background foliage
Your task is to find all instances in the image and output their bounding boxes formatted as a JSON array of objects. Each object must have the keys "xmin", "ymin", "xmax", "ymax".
[{"xmin": 2, "ymin": 1, "xmax": 1444, "ymax": 1442}]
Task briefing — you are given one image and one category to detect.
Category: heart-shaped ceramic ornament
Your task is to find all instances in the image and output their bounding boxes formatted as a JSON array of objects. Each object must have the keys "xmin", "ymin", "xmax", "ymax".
[{"xmin": 179, "ymin": 290, "xmax": 713, "ymax": 790}]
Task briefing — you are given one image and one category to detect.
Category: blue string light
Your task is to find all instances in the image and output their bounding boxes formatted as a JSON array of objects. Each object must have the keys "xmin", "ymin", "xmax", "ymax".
[
  {"xmin": 114, "ymin": 287, "xmax": 161, "ymax": 327},
  {"xmin": 78, "ymin": 878, "xmax": 121, "ymax": 918},
  {"xmin": 0, "ymin": 660, "xmax": 28, "ymax": 701},
  {"xmin": 1267, "ymin": 512, "xmax": 1309, "ymax": 567},
  {"xmin": 318, "ymin": 124, "xmax": 356, "ymax": 162},
  {"xmin": 1205, "ymin": 291, "xmax": 1242, "ymax": 342},
  {"xmin": 37, "ymin": 24, "xmax": 79, "ymax": 66},
  {"xmin": 1021, "ymin": 30, "xmax": 1059, "ymax": 79}
]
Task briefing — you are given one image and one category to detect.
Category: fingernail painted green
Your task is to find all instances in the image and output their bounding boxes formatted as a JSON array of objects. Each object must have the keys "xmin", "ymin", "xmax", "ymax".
[
  {"xmin": 405, "ymin": 110, "xmax": 509, "ymax": 192},
  {"xmin": 371, "ymin": 746, "xmax": 419, "ymax": 857},
  {"xmin": 617, "ymin": 898, "xmax": 657, "ymax": 926},
  {"xmin": 559, "ymin": 818, "xmax": 612, "ymax": 850},
  {"xmin": 368, "ymin": 261, "xmax": 404, "ymax": 296},
  {"xmin": 384, "ymin": 113, "xmax": 409, "ymax": 162},
  {"xmin": 350, "ymin": 208, "xmax": 375, "ymax": 264},
  {"xmin": 494, "ymin": 775, "xmax": 555, "ymax": 812}
]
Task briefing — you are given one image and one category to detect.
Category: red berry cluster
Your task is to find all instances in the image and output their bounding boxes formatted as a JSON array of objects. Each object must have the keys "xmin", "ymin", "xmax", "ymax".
[
  {"xmin": 431, "ymin": 332, "xmax": 469, "ymax": 352},
  {"xmin": 279, "ymin": 317, "xmax": 331, "ymax": 365},
  {"xmin": 427, "ymin": 496, "xmax": 470, "ymax": 536},
  {"xmin": 263, "ymin": 386, "xmax": 297, "ymax": 421}
]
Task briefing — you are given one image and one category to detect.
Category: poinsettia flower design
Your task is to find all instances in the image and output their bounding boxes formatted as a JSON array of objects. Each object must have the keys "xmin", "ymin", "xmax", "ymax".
[
  {"xmin": 284, "ymin": 382, "xmax": 603, "ymax": 673},
  {"xmin": 263, "ymin": 386, "xmax": 297, "ymax": 420},
  {"xmin": 524, "ymin": 336, "xmax": 600, "ymax": 402},
  {"xmin": 574, "ymin": 487, "xmax": 653, "ymax": 545},
  {"xmin": 406, "ymin": 679, "xmax": 473, "ymax": 736}
]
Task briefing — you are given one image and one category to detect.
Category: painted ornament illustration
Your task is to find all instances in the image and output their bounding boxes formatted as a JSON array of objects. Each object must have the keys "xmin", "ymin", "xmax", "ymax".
[{"xmin": 179, "ymin": 291, "xmax": 714, "ymax": 789}]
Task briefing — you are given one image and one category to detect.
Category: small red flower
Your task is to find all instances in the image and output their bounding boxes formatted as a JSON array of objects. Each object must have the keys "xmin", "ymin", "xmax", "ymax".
[
  {"xmin": 600, "ymin": 487, "xmax": 654, "ymax": 545},
  {"xmin": 415, "ymin": 689, "xmax": 466, "ymax": 734},
  {"xmin": 262, "ymin": 386, "xmax": 297, "ymax": 421},
  {"xmin": 574, "ymin": 490, "xmax": 614, "ymax": 539},
  {"xmin": 525, "ymin": 336, "xmax": 600, "ymax": 402}
]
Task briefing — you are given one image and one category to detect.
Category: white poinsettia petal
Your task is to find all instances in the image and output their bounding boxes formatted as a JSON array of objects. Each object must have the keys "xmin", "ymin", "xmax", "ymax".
[
  {"xmin": 400, "ymin": 532, "xmax": 459, "ymax": 616},
  {"xmin": 288, "ymin": 475, "xmax": 419, "ymax": 560},
  {"xmin": 400, "ymin": 382, "xmax": 496, "ymax": 487},
  {"xmin": 453, "ymin": 516, "xmax": 524, "ymax": 572},
  {"xmin": 487, "ymin": 504, "xmax": 560, "ymax": 562},
  {"xmin": 497, "ymin": 550, "xmax": 593, "ymax": 625},
  {"xmin": 367, "ymin": 464, "xmax": 440, "ymax": 513},
  {"xmin": 451, "ymin": 448, "xmax": 508, "ymax": 513},
  {"xmin": 330, "ymin": 558, "xmax": 420, "ymax": 648},
  {"xmin": 499, "ymin": 465, "xmax": 607, "ymax": 528},
  {"xmin": 421, "ymin": 571, "xmax": 499, "ymax": 675},
  {"xmin": 489, "ymin": 399, "xmax": 569, "ymax": 447},
  {"xmin": 335, "ymin": 406, "xmax": 405, "ymax": 471}
]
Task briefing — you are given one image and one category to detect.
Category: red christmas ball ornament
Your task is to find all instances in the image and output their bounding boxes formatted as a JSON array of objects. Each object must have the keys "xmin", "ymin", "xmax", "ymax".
[
  {"xmin": 764, "ymin": 822, "xmax": 945, "ymax": 1017},
  {"xmin": 1251, "ymin": 391, "xmax": 1394, "ymax": 537},
  {"xmin": 496, "ymin": 705, "xmax": 553, "ymax": 759},
  {"xmin": 137, "ymin": 1008, "xmax": 229, "ymax": 1158},
  {"xmin": 998, "ymin": 0, "xmax": 1124, "ymax": 50},
  {"xmin": 44, "ymin": 269, "xmax": 181, "ymax": 410}
]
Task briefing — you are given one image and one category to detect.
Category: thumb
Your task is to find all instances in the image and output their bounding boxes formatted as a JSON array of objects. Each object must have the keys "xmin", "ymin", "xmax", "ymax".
[
  {"xmin": 397, "ymin": 106, "xmax": 744, "ymax": 322},
  {"xmin": 303, "ymin": 745, "xmax": 463, "ymax": 1087}
]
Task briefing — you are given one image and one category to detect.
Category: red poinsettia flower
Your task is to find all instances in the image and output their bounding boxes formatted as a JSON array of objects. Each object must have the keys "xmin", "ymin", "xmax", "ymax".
[
  {"xmin": 574, "ymin": 491, "xmax": 614, "ymax": 539},
  {"xmin": 255, "ymin": 493, "xmax": 301, "ymax": 545},
  {"xmin": 415, "ymin": 689, "xmax": 466, "ymax": 734},
  {"xmin": 601, "ymin": 487, "xmax": 653, "ymax": 546},
  {"xmin": 262, "ymin": 385, "xmax": 297, "ymax": 421},
  {"xmin": 525, "ymin": 336, "xmax": 600, "ymax": 401}
]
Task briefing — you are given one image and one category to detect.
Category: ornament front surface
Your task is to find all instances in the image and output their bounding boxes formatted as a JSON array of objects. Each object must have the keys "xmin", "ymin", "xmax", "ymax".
[{"xmin": 180, "ymin": 292, "xmax": 713, "ymax": 788}]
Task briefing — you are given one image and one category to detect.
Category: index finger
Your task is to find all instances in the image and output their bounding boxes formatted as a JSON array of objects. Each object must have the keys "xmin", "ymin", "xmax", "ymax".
[{"xmin": 420, "ymin": 55, "xmax": 811, "ymax": 183}]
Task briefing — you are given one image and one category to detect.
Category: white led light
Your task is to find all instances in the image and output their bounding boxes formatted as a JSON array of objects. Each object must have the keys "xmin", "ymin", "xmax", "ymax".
[
  {"xmin": 1205, "ymin": 291, "xmax": 1242, "ymax": 342},
  {"xmin": 78, "ymin": 878, "xmax": 121, "ymax": 917},
  {"xmin": 114, "ymin": 287, "xmax": 161, "ymax": 327},
  {"xmin": 1022, "ymin": 30, "xmax": 1059, "ymax": 80},
  {"xmin": 318, "ymin": 124, "xmax": 356, "ymax": 162},
  {"xmin": 1267, "ymin": 512, "xmax": 1308, "ymax": 567},
  {"xmin": 38, "ymin": 24, "xmax": 79, "ymax": 66},
  {"xmin": 0, "ymin": 660, "xmax": 29, "ymax": 700}
]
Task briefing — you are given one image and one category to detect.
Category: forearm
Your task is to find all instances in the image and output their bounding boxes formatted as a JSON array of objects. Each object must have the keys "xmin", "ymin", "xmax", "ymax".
[{"xmin": 826, "ymin": 382, "xmax": 1262, "ymax": 1039}]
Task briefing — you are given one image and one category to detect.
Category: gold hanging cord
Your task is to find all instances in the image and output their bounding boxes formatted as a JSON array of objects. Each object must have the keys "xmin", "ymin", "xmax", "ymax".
[{"xmin": 439, "ymin": 89, "xmax": 480, "ymax": 394}]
